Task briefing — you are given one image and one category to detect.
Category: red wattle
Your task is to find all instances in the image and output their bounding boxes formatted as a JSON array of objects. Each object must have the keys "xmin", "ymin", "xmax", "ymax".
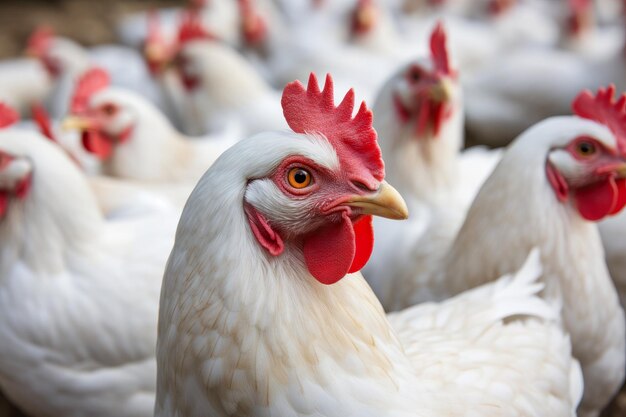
[
  {"xmin": 574, "ymin": 177, "xmax": 619, "ymax": 221},
  {"xmin": 82, "ymin": 131, "xmax": 113, "ymax": 160},
  {"xmin": 609, "ymin": 178, "xmax": 626, "ymax": 215},
  {"xmin": 415, "ymin": 98, "xmax": 431, "ymax": 137},
  {"xmin": 348, "ymin": 215, "xmax": 374, "ymax": 273},
  {"xmin": 432, "ymin": 102, "xmax": 445, "ymax": 137},
  {"xmin": 303, "ymin": 211, "xmax": 356, "ymax": 285},
  {"xmin": 0, "ymin": 193, "xmax": 7, "ymax": 218}
]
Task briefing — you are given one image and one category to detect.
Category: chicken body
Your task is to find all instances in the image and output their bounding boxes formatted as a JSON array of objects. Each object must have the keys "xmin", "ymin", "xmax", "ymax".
[
  {"xmin": 156, "ymin": 131, "xmax": 581, "ymax": 417},
  {"xmin": 363, "ymin": 27, "xmax": 501, "ymax": 310},
  {"xmin": 436, "ymin": 117, "xmax": 626, "ymax": 417},
  {"xmin": 173, "ymin": 40, "xmax": 286, "ymax": 136},
  {"xmin": 0, "ymin": 58, "xmax": 51, "ymax": 116},
  {"xmin": 0, "ymin": 130, "xmax": 179, "ymax": 417}
]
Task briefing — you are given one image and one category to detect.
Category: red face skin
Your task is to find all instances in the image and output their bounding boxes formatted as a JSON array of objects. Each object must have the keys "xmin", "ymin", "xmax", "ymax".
[
  {"xmin": 73, "ymin": 102, "xmax": 133, "ymax": 160},
  {"xmin": 174, "ymin": 55, "xmax": 201, "ymax": 92},
  {"xmin": 245, "ymin": 156, "xmax": 379, "ymax": 285},
  {"xmin": 351, "ymin": 0, "xmax": 378, "ymax": 37},
  {"xmin": 546, "ymin": 136, "xmax": 626, "ymax": 221},
  {"xmin": 0, "ymin": 152, "xmax": 32, "ymax": 219},
  {"xmin": 393, "ymin": 64, "xmax": 453, "ymax": 138},
  {"xmin": 488, "ymin": 0, "xmax": 516, "ymax": 16}
]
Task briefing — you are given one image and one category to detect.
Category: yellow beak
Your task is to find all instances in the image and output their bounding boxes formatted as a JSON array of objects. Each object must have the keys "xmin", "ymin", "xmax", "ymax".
[
  {"xmin": 345, "ymin": 181, "xmax": 409, "ymax": 220},
  {"xmin": 615, "ymin": 162, "xmax": 626, "ymax": 178},
  {"xmin": 429, "ymin": 78, "xmax": 454, "ymax": 103},
  {"xmin": 61, "ymin": 116, "xmax": 91, "ymax": 131}
]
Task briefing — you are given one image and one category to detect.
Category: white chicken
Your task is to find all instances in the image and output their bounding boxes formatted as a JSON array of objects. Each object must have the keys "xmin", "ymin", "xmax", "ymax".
[
  {"xmin": 381, "ymin": 85, "xmax": 626, "ymax": 417},
  {"xmin": 0, "ymin": 56, "xmax": 50, "ymax": 117},
  {"xmin": 0, "ymin": 103, "xmax": 179, "ymax": 417},
  {"xmin": 27, "ymin": 26, "xmax": 163, "ymax": 119},
  {"xmin": 144, "ymin": 10, "xmax": 286, "ymax": 136},
  {"xmin": 364, "ymin": 23, "xmax": 501, "ymax": 308},
  {"xmin": 62, "ymin": 68, "xmax": 240, "ymax": 187},
  {"xmin": 155, "ymin": 73, "xmax": 582, "ymax": 417}
]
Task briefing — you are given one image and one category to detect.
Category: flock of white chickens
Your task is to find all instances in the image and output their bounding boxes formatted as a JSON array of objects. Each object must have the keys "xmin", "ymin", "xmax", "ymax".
[{"xmin": 1, "ymin": 0, "xmax": 626, "ymax": 416}]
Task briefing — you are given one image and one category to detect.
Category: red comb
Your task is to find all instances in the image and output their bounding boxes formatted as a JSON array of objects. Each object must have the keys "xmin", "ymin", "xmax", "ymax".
[
  {"xmin": 146, "ymin": 10, "xmax": 163, "ymax": 46},
  {"xmin": 430, "ymin": 22, "xmax": 455, "ymax": 77},
  {"xmin": 0, "ymin": 103, "xmax": 19, "ymax": 129},
  {"xmin": 27, "ymin": 26, "xmax": 54, "ymax": 56},
  {"xmin": 238, "ymin": 0, "xmax": 268, "ymax": 45},
  {"xmin": 178, "ymin": 11, "xmax": 214, "ymax": 45},
  {"xmin": 569, "ymin": 0, "xmax": 591, "ymax": 13},
  {"xmin": 71, "ymin": 68, "xmax": 110, "ymax": 114},
  {"xmin": 281, "ymin": 73, "xmax": 384, "ymax": 181},
  {"xmin": 573, "ymin": 85, "xmax": 626, "ymax": 156},
  {"xmin": 31, "ymin": 103, "xmax": 56, "ymax": 142}
]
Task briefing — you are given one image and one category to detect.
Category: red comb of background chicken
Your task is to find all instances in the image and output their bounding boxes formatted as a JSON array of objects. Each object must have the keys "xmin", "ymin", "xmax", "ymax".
[
  {"xmin": 351, "ymin": 0, "xmax": 378, "ymax": 35},
  {"xmin": 567, "ymin": 0, "xmax": 593, "ymax": 34},
  {"xmin": 281, "ymin": 73, "xmax": 384, "ymax": 182},
  {"xmin": 488, "ymin": 0, "xmax": 516, "ymax": 16},
  {"xmin": 31, "ymin": 103, "xmax": 56, "ymax": 142},
  {"xmin": 27, "ymin": 26, "xmax": 54, "ymax": 57},
  {"xmin": 146, "ymin": 10, "xmax": 164, "ymax": 48},
  {"xmin": 178, "ymin": 11, "xmax": 215, "ymax": 45},
  {"xmin": 573, "ymin": 85, "xmax": 626, "ymax": 156},
  {"xmin": 0, "ymin": 103, "xmax": 19, "ymax": 129},
  {"xmin": 71, "ymin": 68, "xmax": 110, "ymax": 114},
  {"xmin": 238, "ymin": 0, "xmax": 268, "ymax": 46},
  {"xmin": 430, "ymin": 22, "xmax": 456, "ymax": 78}
]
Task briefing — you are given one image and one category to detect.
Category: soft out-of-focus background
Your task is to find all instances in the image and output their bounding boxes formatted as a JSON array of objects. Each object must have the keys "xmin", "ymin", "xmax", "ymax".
[{"xmin": 0, "ymin": 0, "xmax": 179, "ymax": 58}]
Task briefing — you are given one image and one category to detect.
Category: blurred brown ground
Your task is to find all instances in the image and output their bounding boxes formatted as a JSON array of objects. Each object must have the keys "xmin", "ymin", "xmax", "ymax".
[
  {"xmin": 0, "ymin": 1, "xmax": 625, "ymax": 417},
  {"xmin": 0, "ymin": 0, "xmax": 182, "ymax": 59}
]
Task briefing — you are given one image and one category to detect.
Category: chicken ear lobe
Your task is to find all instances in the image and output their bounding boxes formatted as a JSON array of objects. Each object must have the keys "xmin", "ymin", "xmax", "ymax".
[{"xmin": 245, "ymin": 205, "xmax": 284, "ymax": 256}]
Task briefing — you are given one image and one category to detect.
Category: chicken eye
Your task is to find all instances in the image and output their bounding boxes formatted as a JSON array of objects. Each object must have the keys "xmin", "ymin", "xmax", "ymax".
[
  {"xmin": 407, "ymin": 66, "xmax": 422, "ymax": 83},
  {"xmin": 287, "ymin": 168, "xmax": 312, "ymax": 189},
  {"xmin": 101, "ymin": 104, "xmax": 117, "ymax": 116},
  {"xmin": 576, "ymin": 141, "xmax": 596, "ymax": 157}
]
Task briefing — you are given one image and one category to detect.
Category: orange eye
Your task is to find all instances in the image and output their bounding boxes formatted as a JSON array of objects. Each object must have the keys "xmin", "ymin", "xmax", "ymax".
[
  {"xmin": 576, "ymin": 141, "xmax": 596, "ymax": 157},
  {"xmin": 287, "ymin": 167, "xmax": 312, "ymax": 189},
  {"xmin": 101, "ymin": 104, "xmax": 117, "ymax": 116}
]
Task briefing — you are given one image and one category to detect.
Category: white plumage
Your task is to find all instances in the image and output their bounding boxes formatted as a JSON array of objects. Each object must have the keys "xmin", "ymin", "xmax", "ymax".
[
  {"xmin": 0, "ymin": 130, "xmax": 178, "ymax": 417},
  {"xmin": 156, "ymin": 130, "xmax": 581, "ymax": 417}
]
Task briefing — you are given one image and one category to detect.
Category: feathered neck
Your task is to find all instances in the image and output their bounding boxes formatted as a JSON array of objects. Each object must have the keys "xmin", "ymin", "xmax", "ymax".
[
  {"xmin": 101, "ymin": 89, "xmax": 189, "ymax": 181},
  {"xmin": 441, "ymin": 118, "xmax": 616, "ymax": 305},
  {"xmin": 0, "ymin": 135, "xmax": 103, "ymax": 276},
  {"xmin": 159, "ymin": 136, "xmax": 416, "ymax": 413},
  {"xmin": 190, "ymin": 41, "xmax": 272, "ymax": 109},
  {"xmin": 373, "ymin": 86, "xmax": 463, "ymax": 207}
]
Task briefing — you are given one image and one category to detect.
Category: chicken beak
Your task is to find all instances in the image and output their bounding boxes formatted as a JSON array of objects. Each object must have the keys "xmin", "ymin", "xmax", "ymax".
[
  {"xmin": 429, "ymin": 78, "xmax": 454, "ymax": 103},
  {"xmin": 615, "ymin": 163, "xmax": 626, "ymax": 178},
  {"xmin": 61, "ymin": 116, "xmax": 92, "ymax": 132},
  {"xmin": 345, "ymin": 181, "xmax": 409, "ymax": 220}
]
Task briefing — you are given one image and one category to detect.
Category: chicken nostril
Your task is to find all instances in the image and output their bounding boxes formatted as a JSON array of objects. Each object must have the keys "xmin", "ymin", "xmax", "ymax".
[{"xmin": 351, "ymin": 180, "xmax": 374, "ymax": 192}]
